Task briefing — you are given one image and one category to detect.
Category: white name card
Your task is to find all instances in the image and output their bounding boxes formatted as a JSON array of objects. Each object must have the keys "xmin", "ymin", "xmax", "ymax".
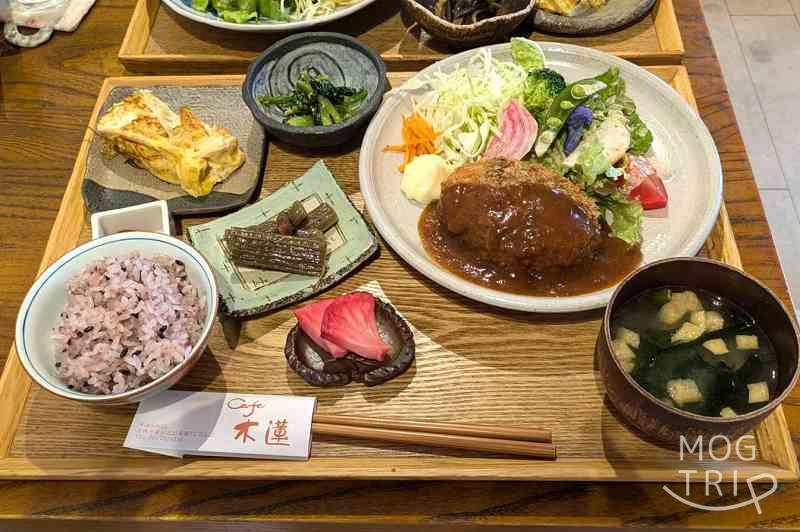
[{"xmin": 124, "ymin": 391, "xmax": 317, "ymax": 460}]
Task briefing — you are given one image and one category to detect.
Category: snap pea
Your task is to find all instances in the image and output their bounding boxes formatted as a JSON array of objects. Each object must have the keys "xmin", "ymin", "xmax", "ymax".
[
  {"xmin": 534, "ymin": 75, "xmax": 609, "ymax": 158},
  {"xmin": 584, "ymin": 68, "xmax": 623, "ymax": 119},
  {"xmin": 590, "ymin": 67, "xmax": 622, "ymax": 102}
]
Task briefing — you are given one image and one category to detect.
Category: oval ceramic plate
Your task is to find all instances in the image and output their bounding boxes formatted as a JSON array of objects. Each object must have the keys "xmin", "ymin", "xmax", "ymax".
[
  {"xmin": 359, "ymin": 43, "xmax": 723, "ymax": 313},
  {"xmin": 160, "ymin": 0, "xmax": 379, "ymax": 32},
  {"xmin": 532, "ymin": 0, "xmax": 656, "ymax": 35}
]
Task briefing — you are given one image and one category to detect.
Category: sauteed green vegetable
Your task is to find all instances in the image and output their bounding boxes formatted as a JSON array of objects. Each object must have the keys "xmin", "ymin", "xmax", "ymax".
[{"xmin": 258, "ymin": 68, "xmax": 368, "ymax": 127}]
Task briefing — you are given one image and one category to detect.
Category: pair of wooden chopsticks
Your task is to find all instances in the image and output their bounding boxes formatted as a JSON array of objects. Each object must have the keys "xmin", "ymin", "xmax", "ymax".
[{"xmin": 312, "ymin": 414, "xmax": 556, "ymax": 459}]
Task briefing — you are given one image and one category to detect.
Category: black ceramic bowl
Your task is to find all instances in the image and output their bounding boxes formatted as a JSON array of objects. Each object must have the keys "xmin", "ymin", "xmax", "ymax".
[
  {"xmin": 597, "ymin": 257, "xmax": 800, "ymax": 445},
  {"xmin": 242, "ymin": 32, "xmax": 388, "ymax": 148}
]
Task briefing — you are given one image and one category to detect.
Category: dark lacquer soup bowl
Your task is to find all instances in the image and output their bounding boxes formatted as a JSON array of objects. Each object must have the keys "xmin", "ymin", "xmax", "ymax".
[{"xmin": 597, "ymin": 257, "xmax": 800, "ymax": 445}]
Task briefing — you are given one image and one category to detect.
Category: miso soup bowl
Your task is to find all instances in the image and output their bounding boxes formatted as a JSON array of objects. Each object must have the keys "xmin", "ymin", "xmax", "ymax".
[{"xmin": 597, "ymin": 257, "xmax": 800, "ymax": 445}]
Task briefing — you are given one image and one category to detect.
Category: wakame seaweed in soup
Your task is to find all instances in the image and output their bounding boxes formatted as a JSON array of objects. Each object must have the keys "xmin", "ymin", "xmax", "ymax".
[{"xmin": 610, "ymin": 288, "xmax": 779, "ymax": 417}]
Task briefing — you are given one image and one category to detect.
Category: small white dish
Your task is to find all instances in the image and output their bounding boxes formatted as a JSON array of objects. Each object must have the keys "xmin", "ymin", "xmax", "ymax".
[
  {"xmin": 15, "ymin": 231, "xmax": 218, "ymax": 405},
  {"xmin": 359, "ymin": 42, "xmax": 723, "ymax": 313},
  {"xmin": 90, "ymin": 200, "xmax": 172, "ymax": 240}
]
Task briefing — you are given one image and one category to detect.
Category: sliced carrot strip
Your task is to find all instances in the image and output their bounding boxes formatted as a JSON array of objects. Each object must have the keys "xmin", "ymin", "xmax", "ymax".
[{"xmin": 382, "ymin": 112, "xmax": 438, "ymax": 172}]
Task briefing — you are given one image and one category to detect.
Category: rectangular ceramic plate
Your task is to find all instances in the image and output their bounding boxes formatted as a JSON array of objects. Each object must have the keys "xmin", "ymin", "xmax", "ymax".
[
  {"xmin": 187, "ymin": 161, "xmax": 379, "ymax": 317},
  {"xmin": 83, "ymin": 84, "xmax": 266, "ymax": 216},
  {"xmin": 118, "ymin": 0, "xmax": 684, "ymax": 74},
  {"xmin": 0, "ymin": 69, "xmax": 795, "ymax": 482}
]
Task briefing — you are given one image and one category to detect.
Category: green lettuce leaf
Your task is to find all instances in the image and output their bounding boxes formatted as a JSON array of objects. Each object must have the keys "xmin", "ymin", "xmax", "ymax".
[
  {"xmin": 597, "ymin": 192, "xmax": 643, "ymax": 246},
  {"xmin": 627, "ymin": 110, "xmax": 654, "ymax": 154},
  {"xmin": 211, "ymin": 0, "xmax": 257, "ymax": 21},
  {"xmin": 510, "ymin": 37, "xmax": 545, "ymax": 71},
  {"xmin": 217, "ymin": 9, "xmax": 256, "ymax": 22},
  {"xmin": 192, "ymin": 0, "xmax": 210, "ymax": 11},
  {"xmin": 258, "ymin": 0, "xmax": 288, "ymax": 19},
  {"xmin": 573, "ymin": 136, "xmax": 610, "ymax": 189},
  {"xmin": 536, "ymin": 135, "xmax": 568, "ymax": 175}
]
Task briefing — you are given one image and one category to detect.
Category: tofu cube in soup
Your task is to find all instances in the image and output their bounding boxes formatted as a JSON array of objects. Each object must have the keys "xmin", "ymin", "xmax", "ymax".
[
  {"xmin": 748, "ymin": 381, "xmax": 769, "ymax": 404},
  {"xmin": 690, "ymin": 310, "xmax": 706, "ymax": 329},
  {"xmin": 671, "ymin": 322, "xmax": 703, "ymax": 344},
  {"xmin": 618, "ymin": 359, "xmax": 634, "ymax": 373},
  {"xmin": 667, "ymin": 379, "xmax": 703, "ymax": 406},
  {"xmin": 705, "ymin": 310, "xmax": 724, "ymax": 332},
  {"xmin": 702, "ymin": 338, "xmax": 728, "ymax": 355},
  {"xmin": 736, "ymin": 335, "xmax": 759, "ymax": 350},
  {"xmin": 612, "ymin": 338, "xmax": 635, "ymax": 373},
  {"xmin": 615, "ymin": 327, "xmax": 640, "ymax": 348},
  {"xmin": 658, "ymin": 302, "xmax": 684, "ymax": 326},
  {"xmin": 674, "ymin": 291, "xmax": 703, "ymax": 312},
  {"xmin": 658, "ymin": 291, "xmax": 703, "ymax": 326}
]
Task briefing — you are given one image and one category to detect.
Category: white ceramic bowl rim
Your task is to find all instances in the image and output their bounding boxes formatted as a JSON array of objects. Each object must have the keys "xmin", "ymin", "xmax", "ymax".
[
  {"xmin": 359, "ymin": 42, "xmax": 723, "ymax": 313},
  {"xmin": 15, "ymin": 231, "xmax": 219, "ymax": 403},
  {"xmin": 160, "ymin": 0, "xmax": 380, "ymax": 32}
]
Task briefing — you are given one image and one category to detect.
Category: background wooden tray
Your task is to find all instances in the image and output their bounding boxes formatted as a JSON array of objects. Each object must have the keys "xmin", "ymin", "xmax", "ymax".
[
  {"xmin": 118, "ymin": 0, "xmax": 684, "ymax": 73},
  {"xmin": 0, "ymin": 67, "xmax": 795, "ymax": 482}
]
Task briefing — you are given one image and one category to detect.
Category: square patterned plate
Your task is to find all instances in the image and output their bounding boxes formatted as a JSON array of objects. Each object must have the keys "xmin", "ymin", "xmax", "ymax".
[{"xmin": 187, "ymin": 160, "xmax": 379, "ymax": 317}]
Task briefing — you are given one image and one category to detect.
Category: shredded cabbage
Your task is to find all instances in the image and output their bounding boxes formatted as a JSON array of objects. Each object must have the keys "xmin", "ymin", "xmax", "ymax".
[
  {"xmin": 289, "ymin": 0, "xmax": 363, "ymax": 20},
  {"xmin": 411, "ymin": 49, "xmax": 528, "ymax": 167}
]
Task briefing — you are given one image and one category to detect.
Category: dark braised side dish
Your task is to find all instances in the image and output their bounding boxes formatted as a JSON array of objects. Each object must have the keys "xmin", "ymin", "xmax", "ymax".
[
  {"xmin": 224, "ymin": 228, "xmax": 327, "ymax": 276},
  {"xmin": 285, "ymin": 292, "xmax": 415, "ymax": 387},
  {"xmin": 416, "ymin": 0, "xmax": 526, "ymax": 24},
  {"xmin": 420, "ymin": 157, "xmax": 641, "ymax": 296},
  {"xmin": 223, "ymin": 201, "xmax": 339, "ymax": 276}
]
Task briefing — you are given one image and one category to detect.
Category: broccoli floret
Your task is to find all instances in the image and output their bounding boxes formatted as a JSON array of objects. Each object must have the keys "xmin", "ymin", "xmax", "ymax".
[{"xmin": 523, "ymin": 68, "xmax": 566, "ymax": 124}]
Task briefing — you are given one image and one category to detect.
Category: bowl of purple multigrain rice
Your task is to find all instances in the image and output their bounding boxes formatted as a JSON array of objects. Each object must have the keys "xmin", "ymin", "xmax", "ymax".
[{"xmin": 15, "ymin": 231, "xmax": 218, "ymax": 405}]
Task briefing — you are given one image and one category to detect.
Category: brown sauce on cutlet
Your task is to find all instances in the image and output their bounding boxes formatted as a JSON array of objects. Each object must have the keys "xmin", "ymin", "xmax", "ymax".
[{"xmin": 419, "ymin": 201, "xmax": 642, "ymax": 297}]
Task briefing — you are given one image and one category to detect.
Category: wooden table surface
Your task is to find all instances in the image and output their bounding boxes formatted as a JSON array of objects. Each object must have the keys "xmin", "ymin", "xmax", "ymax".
[{"xmin": 1, "ymin": 0, "xmax": 800, "ymax": 529}]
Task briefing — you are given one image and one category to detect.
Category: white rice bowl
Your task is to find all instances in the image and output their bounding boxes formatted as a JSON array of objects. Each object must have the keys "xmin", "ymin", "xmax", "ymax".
[
  {"xmin": 15, "ymin": 231, "xmax": 218, "ymax": 404},
  {"xmin": 53, "ymin": 253, "xmax": 206, "ymax": 395}
]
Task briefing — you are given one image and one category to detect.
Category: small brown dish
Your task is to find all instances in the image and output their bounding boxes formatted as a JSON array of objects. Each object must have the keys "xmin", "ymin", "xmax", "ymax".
[
  {"xmin": 597, "ymin": 257, "xmax": 800, "ymax": 445},
  {"xmin": 285, "ymin": 299, "xmax": 415, "ymax": 387},
  {"xmin": 400, "ymin": 0, "xmax": 535, "ymax": 48}
]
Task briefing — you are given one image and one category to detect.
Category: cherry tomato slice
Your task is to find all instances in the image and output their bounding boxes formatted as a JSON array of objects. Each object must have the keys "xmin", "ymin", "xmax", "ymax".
[{"xmin": 627, "ymin": 156, "xmax": 668, "ymax": 210}]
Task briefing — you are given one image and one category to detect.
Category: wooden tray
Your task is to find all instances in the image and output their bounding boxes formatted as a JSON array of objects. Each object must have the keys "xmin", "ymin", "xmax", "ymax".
[
  {"xmin": 118, "ymin": 0, "xmax": 684, "ymax": 74},
  {"xmin": 0, "ymin": 67, "xmax": 796, "ymax": 482}
]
